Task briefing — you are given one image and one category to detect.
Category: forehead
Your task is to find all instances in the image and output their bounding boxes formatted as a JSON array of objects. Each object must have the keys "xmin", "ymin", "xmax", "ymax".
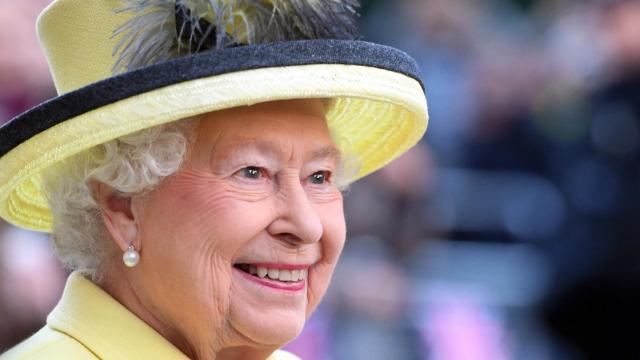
[{"xmin": 195, "ymin": 99, "xmax": 336, "ymax": 154}]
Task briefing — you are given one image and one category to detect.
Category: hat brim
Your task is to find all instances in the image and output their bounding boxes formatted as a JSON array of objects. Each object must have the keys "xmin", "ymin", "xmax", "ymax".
[{"xmin": 0, "ymin": 39, "xmax": 428, "ymax": 232}]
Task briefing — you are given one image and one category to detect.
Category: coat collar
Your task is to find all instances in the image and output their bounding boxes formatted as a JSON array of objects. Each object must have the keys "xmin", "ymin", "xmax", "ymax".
[{"xmin": 47, "ymin": 272, "xmax": 190, "ymax": 359}]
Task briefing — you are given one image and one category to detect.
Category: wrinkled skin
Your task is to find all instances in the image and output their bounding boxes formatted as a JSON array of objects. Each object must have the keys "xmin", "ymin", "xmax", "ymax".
[{"xmin": 97, "ymin": 99, "xmax": 346, "ymax": 359}]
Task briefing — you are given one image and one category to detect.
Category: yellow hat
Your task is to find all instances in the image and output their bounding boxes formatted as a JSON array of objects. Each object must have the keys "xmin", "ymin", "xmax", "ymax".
[{"xmin": 0, "ymin": 0, "xmax": 428, "ymax": 232}]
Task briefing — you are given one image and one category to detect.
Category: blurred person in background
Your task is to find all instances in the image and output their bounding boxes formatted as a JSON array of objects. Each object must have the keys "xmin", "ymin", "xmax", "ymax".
[
  {"xmin": 0, "ymin": 224, "xmax": 66, "ymax": 351},
  {"xmin": 0, "ymin": 0, "xmax": 53, "ymax": 123},
  {"xmin": 544, "ymin": 1, "xmax": 640, "ymax": 358},
  {"xmin": 0, "ymin": 0, "xmax": 65, "ymax": 353}
]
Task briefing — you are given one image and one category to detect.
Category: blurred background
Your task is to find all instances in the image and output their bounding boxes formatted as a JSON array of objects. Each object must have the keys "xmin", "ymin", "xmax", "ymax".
[{"xmin": 1, "ymin": 0, "xmax": 639, "ymax": 359}]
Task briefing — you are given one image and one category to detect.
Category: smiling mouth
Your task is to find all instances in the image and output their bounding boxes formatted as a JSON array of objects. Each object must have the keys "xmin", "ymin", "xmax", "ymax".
[{"xmin": 233, "ymin": 263, "xmax": 308, "ymax": 283}]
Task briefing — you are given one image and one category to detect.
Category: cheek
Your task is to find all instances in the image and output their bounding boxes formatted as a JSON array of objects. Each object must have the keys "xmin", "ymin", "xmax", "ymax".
[
  {"xmin": 306, "ymin": 199, "xmax": 346, "ymax": 314},
  {"xmin": 149, "ymin": 172, "xmax": 273, "ymax": 253},
  {"xmin": 138, "ymin": 176, "xmax": 275, "ymax": 291},
  {"xmin": 319, "ymin": 201, "xmax": 347, "ymax": 263},
  {"xmin": 134, "ymin": 174, "xmax": 284, "ymax": 338}
]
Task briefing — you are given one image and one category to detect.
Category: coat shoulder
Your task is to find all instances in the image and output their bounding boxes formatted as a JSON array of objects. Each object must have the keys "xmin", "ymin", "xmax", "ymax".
[{"xmin": 1, "ymin": 326, "xmax": 97, "ymax": 360}]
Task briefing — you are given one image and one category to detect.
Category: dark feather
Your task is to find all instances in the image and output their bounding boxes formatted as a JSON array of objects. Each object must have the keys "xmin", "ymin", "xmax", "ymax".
[
  {"xmin": 175, "ymin": 3, "xmax": 217, "ymax": 53},
  {"xmin": 112, "ymin": 0, "xmax": 177, "ymax": 74},
  {"xmin": 112, "ymin": 0, "xmax": 360, "ymax": 74}
]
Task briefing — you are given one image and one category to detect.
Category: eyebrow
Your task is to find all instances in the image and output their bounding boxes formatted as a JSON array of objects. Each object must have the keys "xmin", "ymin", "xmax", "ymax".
[
  {"xmin": 225, "ymin": 139, "xmax": 341, "ymax": 162},
  {"xmin": 309, "ymin": 146, "xmax": 342, "ymax": 162}
]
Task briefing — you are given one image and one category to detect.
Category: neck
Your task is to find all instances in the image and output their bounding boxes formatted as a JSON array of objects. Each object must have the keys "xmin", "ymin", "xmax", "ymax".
[
  {"xmin": 97, "ymin": 264, "xmax": 200, "ymax": 358},
  {"xmin": 96, "ymin": 264, "xmax": 279, "ymax": 359}
]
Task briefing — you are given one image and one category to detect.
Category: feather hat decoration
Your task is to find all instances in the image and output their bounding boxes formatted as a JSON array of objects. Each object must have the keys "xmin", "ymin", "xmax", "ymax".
[{"xmin": 112, "ymin": 0, "xmax": 360, "ymax": 74}]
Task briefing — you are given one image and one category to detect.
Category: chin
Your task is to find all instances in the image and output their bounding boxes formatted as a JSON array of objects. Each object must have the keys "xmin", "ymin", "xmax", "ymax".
[
  {"xmin": 230, "ymin": 307, "xmax": 307, "ymax": 347},
  {"xmin": 227, "ymin": 265, "xmax": 314, "ymax": 347}
]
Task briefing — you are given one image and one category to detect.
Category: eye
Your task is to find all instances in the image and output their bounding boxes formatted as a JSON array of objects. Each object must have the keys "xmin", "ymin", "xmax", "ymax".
[
  {"xmin": 239, "ymin": 166, "xmax": 262, "ymax": 180},
  {"xmin": 309, "ymin": 170, "xmax": 331, "ymax": 185}
]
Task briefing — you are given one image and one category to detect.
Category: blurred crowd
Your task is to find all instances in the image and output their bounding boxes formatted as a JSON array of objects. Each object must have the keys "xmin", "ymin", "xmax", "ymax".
[{"xmin": 1, "ymin": 0, "xmax": 639, "ymax": 359}]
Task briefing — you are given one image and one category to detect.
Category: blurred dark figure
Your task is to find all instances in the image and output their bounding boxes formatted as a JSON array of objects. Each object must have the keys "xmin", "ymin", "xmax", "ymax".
[
  {"xmin": 544, "ymin": 1, "xmax": 640, "ymax": 359},
  {"xmin": 0, "ymin": 0, "xmax": 53, "ymax": 123},
  {"xmin": 0, "ymin": 223, "xmax": 66, "ymax": 352},
  {"xmin": 0, "ymin": 0, "xmax": 63, "ymax": 352},
  {"xmin": 345, "ymin": 144, "xmax": 438, "ymax": 260}
]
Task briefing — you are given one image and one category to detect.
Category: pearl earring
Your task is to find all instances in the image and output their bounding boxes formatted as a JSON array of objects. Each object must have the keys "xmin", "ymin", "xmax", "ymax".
[{"xmin": 122, "ymin": 244, "xmax": 140, "ymax": 267}]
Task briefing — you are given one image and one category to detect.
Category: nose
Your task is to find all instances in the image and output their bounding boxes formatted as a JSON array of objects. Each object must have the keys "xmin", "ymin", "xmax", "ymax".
[{"xmin": 267, "ymin": 177, "xmax": 323, "ymax": 245}]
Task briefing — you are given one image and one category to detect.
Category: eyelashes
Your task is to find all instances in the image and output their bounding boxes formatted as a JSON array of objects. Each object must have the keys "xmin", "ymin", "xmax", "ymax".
[
  {"xmin": 238, "ymin": 166, "xmax": 263, "ymax": 180},
  {"xmin": 233, "ymin": 166, "xmax": 334, "ymax": 186},
  {"xmin": 226, "ymin": 166, "xmax": 341, "ymax": 204},
  {"xmin": 309, "ymin": 170, "xmax": 331, "ymax": 185}
]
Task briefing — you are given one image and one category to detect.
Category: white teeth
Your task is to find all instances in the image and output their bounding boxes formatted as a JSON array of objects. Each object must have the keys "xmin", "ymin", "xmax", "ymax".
[
  {"xmin": 268, "ymin": 268, "xmax": 280, "ymax": 280},
  {"xmin": 247, "ymin": 266, "xmax": 309, "ymax": 282},
  {"xmin": 278, "ymin": 270, "xmax": 292, "ymax": 281}
]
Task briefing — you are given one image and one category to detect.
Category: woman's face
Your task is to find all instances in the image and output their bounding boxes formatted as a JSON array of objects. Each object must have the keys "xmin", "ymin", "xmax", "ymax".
[{"xmin": 129, "ymin": 99, "xmax": 346, "ymax": 355}]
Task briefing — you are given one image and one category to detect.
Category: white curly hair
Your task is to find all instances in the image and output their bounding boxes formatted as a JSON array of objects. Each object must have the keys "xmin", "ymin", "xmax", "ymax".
[{"xmin": 42, "ymin": 118, "xmax": 200, "ymax": 277}]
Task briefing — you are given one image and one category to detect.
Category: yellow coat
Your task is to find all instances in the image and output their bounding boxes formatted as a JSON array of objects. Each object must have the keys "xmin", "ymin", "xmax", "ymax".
[{"xmin": 2, "ymin": 272, "xmax": 299, "ymax": 360}]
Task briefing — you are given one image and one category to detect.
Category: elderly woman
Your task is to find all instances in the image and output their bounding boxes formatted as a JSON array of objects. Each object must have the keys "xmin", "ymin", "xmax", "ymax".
[{"xmin": 0, "ymin": 0, "xmax": 427, "ymax": 359}]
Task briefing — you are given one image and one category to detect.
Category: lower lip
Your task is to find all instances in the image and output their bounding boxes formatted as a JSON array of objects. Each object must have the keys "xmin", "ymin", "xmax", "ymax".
[{"xmin": 234, "ymin": 268, "xmax": 306, "ymax": 292}]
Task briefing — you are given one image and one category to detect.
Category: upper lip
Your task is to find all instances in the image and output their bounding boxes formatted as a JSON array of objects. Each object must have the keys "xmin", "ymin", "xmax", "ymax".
[{"xmin": 234, "ymin": 262, "xmax": 313, "ymax": 270}]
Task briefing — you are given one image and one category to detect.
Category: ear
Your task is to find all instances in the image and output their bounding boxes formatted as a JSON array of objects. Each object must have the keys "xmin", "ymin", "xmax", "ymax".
[{"xmin": 92, "ymin": 181, "xmax": 140, "ymax": 252}]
